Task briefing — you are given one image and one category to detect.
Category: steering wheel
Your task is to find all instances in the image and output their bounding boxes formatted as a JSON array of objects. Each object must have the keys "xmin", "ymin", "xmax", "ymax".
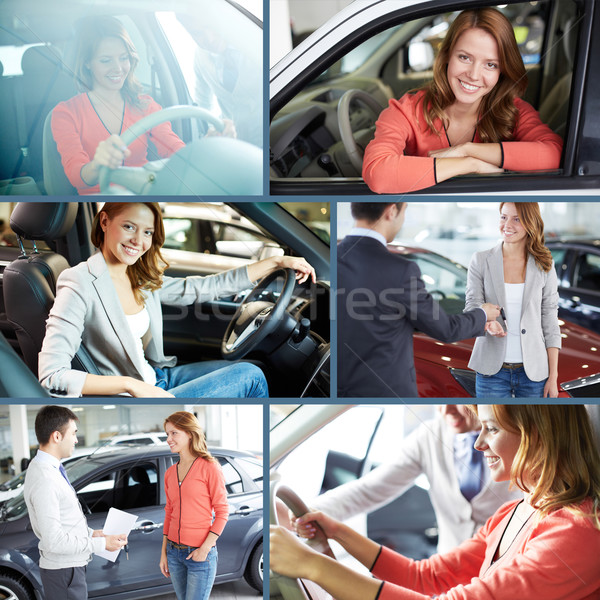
[
  {"xmin": 98, "ymin": 105, "xmax": 224, "ymax": 193},
  {"xmin": 337, "ymin": 89, "xmax": 385, "ymax": 172},
  {"xmin": 270, "ymin": 479, "xmax": 336, "ymax": 600},
  {"xmin": 221, "ymin": 268, "xmax": 296, "ymax": 361}
]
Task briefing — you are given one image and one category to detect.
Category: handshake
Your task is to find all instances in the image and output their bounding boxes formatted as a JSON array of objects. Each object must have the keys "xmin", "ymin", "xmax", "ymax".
[{"xmin": 481, "ymin": 303, "xmax": 506, "ymax": 338}]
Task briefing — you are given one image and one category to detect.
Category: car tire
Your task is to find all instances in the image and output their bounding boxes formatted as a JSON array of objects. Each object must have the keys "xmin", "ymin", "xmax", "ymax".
[
  {"xmin": 243, "ymin": 540, "xmax": 263, "ymax": 592},
  {"xmin": 0, "ymin": 573, "xmax": 35, "ymax": 600}
]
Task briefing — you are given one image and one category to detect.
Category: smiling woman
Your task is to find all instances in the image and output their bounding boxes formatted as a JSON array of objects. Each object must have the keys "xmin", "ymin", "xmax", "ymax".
[
  {"xmin": 362, "ymin": 8, "xmax": 563, "ymax": 193},
  {"xmin": 270, "ymin": 405, "xmax": 600, "ymax": 600},
  {"xmin": 37, "ymin": 202, "xmax": 316, "ymax": 399}
]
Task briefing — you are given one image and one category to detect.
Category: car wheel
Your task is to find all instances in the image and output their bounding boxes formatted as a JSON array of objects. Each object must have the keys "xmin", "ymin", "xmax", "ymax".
[
  {"xmin": 243, "ymin": 540, "xmax": 263, "ymax": 592},
  {"xmin": 0, "ymin": 574, "xmax": 35, "ymax": 600}
]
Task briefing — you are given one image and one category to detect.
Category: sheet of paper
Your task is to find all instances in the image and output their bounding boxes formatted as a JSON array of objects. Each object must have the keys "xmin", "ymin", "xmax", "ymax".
[{"xmin": 95, "ymin": 507, "xmax": 138, "ymax": 562}]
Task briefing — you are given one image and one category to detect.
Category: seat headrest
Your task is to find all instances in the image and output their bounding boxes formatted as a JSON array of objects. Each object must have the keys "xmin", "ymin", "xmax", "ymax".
[
  {"xmin": 21, "ymin": 44, "xmax": 63, "ymax": 74},
  {"xmin": 10, "ymin": 202, "xmax": 78, "ymax": 241}
]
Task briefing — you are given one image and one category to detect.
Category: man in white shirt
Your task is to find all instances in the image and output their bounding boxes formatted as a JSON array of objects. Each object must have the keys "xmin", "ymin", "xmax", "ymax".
[
  {"xmin": 309, "ymin": 405, "xmax": 521, "ymax": 553},
  {"xmin": 24, "ymin": 405, "xmax": 127, "ymax": 599}
]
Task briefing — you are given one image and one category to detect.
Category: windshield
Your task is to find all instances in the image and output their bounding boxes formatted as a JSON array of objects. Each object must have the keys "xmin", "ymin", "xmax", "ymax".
[
  {"xmin": 278, "ymin": 203, "xmax": 331, "ymax": 244},
  {"xmin": 0, "ymin": 455, "xmax": 109, "ymax": 522}
]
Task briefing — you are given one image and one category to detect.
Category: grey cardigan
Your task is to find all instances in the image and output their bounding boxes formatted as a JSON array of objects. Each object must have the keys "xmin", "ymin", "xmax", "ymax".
[
  {"xmin": 39, "ymin": 252, "xmax": 252, "ymax": 396},
  {"xmin": 465, "ymin": 242, "xmax": 561, "ymax": 381}
]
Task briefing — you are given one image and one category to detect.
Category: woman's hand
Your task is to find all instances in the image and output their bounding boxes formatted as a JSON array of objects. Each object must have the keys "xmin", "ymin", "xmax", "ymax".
[
  {"xmin": 291, "ymin": 510, "xmax": 340, "ymax": 540},
  {"xmin": 247, "ymin": 255, "xmax": 316, "ymax": 285},
  {"xmin": 126, "ymin": 378, "xmax": 175, "ymax": 398},
  {"xmin": 428, "ymin": 144, "xmax": 471, "ymax": 159},
  {"xmin": 270, "ymin": 525, "xmax": 321, "ymax": 580},
  {"xmin": 92, "ymin": 134, "xmax": 131, "ymax": 170},
  {"xmin": 187, "ymin": 544, "xmax": 212, "ymax": 562},
  {"xmin": 543, "ymin": 376, "xmax": 559, "ymax": 398},
  {"xmin": 485, "ymin": 320, "xmax": 506, "ymax": 337},
  {"xmin": 278, "ymin": 256, "xmax": 317, "ymax": 285},
  {"xmin": 206, "ymin": 118, "xmax": 237, "ymax": 139},
  {"xmin": 159, "ymin": 553, "xmax": 170, "ymax": 578}
]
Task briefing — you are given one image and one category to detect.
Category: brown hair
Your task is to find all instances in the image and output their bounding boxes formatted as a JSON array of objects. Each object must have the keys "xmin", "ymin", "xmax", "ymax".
[
  {"xmin": 35, "ymin": 405, "xmax": 78, "ymax": 445},
  {"xmin": 91, "ymin": 202, "xmax": 168, "ymax": 304},
  {"xmin": 474, "ymin": 405, "xmax": 600, "ymax": 529},
  {"xmin": 164, "ymin": 412, "xmax": 215, "ymax": 462},
  {"xmin": 500, "ymin": 202, "xmax": 553, "ymax": 272},
  {"xmin": 74, "ymin": 15, "xmax": 145, "ymax": 109},
  {"xmin": 420, "ymin": 8, "xmax": 527, "ymax": 143}
]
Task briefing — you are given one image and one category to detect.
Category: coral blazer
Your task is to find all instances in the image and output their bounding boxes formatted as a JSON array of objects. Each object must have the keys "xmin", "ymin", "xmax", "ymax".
[
  {"xmin": 362, "ymin": 90, "xmax": 563, "ymax": 193},
  {"xmin": 51, "ymin": 93, "xmax": 185, "ymax": 194},
  {"xmin": 372, "ymin": 499, "xmax": 600, "ymax": 600}
]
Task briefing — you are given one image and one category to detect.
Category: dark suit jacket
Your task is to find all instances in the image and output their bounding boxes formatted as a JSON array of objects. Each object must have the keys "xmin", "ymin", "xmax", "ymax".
[{"xmin": 338, "ymin": 235, "xmax": 486, "ymax": 397}]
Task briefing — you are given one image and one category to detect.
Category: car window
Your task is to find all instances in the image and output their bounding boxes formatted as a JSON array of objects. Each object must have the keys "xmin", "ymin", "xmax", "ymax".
[
  {"xmin": 550, "ymin": 248, "xmax": 568, "ymax": 280},
  {"xmin": 78, "ymin": 462, "xmax": 159, "ymax": 513},
  {"xmin": 574, "ymin": 252, "xmax": 600, "ymax": 292},
  {"xmin": 407, "ymin": 252, "xmax": 467, "ymax": 300},
  {"xmin": 217, "ymin": 457, "xmax": 245, "ymax": 495},
  {"xmin": 115, "ymin": 438, "xmax": 153, "ymax": 446},
  {"xmin": 236, "ymin": 457, "xmax": 263, "ymax": 490}
]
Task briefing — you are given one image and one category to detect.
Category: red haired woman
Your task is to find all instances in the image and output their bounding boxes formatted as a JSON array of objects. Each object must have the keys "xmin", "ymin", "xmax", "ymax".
[
  {"xmin": 465, "ymin": 202, "xmax": 561, "ymax": 397},
  {"xmin": 52, "ymin": 16, "xmax": 185, "ymax": 194},
  {"xmin": 363, "ymin": 8, "xmax": 563, "ymax": 193},
  {"xmin": 160, "ymin": 411, "xmax": 227, "ymax": 600},
  {"xmin": 271, "ymin": 405, "xmax": 600, "ymax": 599}
]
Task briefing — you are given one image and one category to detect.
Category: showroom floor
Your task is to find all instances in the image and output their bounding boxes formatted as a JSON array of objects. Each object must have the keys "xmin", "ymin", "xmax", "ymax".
[{"xmin": 154, "ymin": 579, "xmax": 261, "ymax": 599}]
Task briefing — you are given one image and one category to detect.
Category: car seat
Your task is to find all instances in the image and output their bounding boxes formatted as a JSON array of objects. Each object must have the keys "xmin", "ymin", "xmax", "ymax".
[
  {"xmin": 2, "ymin": 202, "xmax": 99, "ymax": 382},
  {"xmin": 42, "ymin": 110, "xmax": 78, "ymax": 195},
  {"xmin": 0, "ymin": 331, "xmax": 50, "ymax": 397}
]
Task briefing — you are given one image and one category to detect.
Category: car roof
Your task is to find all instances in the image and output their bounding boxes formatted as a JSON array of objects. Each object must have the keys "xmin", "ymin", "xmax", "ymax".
[
  {"xmin": 70, "ymin": 445, "xmax": 260, "ymax": 467},
  {"xmin": 546, "ymin": 238, "xmax": 600, "ymax": 248}
]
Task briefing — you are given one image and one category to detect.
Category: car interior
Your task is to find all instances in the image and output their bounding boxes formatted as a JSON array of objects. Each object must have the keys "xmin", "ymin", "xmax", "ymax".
[
  {"xmin": 0, "ymin": 0, "xmax": 262, "ymax": 196},
  {"xmin": 0, "ymin": 202, "xmax": 330, "ymax": 398},
  {"xmin": 270, "ymin": 0, "xmax": 580, "ymax": 191}
]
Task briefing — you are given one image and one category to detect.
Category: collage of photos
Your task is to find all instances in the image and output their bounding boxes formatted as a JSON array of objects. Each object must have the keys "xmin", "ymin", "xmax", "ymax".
[{"xmin": 0, "ymin": 0, "xmax": 599, "ymax": 599}]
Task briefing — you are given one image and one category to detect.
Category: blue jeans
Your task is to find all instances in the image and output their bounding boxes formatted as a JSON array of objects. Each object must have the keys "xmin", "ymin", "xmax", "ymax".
[
  {"xmin": 167, "ymin": 543, "xmax": 217, "ymax": 600},
  {"xmin": 476, "ymin": 366, "xmax": 546, "ymax": 398},
  {"xmin": 154, "ymin": 360, "xmax": 268, "ymax": 398}
]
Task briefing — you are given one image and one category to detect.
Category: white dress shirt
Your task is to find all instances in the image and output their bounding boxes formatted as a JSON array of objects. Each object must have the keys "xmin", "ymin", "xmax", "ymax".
[{"xmin": 23, "ymin": 449, "xmax": 105, "ymax": 569}]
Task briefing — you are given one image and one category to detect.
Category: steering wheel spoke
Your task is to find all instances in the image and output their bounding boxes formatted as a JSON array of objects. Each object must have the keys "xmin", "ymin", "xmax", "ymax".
[{"xmin": 222, "ymin": 268, "xmax": 297, "ymax": 360}]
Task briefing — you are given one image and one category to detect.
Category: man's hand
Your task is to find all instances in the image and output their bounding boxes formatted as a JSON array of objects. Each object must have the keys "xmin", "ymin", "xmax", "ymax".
[
  {"xmin": 481, "ymin": 303, "xmax": 501, "ymax": 321},
  {"xmin": 104, "ymin": 534, "xmax": 127, "ymax": 552}
]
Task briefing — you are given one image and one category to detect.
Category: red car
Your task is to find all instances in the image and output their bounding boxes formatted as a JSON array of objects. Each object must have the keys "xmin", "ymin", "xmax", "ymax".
[{"xmin": 389, "ymin": 244, "xmax": 600, "ymax": 398}]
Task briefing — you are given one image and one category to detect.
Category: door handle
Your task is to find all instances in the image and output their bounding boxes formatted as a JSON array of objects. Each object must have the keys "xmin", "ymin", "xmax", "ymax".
[
  {"xmin": 133, "ymin": 520, "xmax": 164, "ymax": 533},
  {"xmin": 234, "ymin": 506, "xmax": 253, "ymax": 516},
  {"xmin": 569, "ymin": 296, "xmax": 581, "ymax": 307}
]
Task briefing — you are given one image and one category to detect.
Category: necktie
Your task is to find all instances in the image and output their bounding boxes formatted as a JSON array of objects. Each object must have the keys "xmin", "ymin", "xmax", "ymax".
[
  {"xmin": 457, "ymin": 433, "xmax": 483, "ymax": 501},
  {"xmin": 59, "ymin": 463, "xmax": 74, "ymax": 490}
]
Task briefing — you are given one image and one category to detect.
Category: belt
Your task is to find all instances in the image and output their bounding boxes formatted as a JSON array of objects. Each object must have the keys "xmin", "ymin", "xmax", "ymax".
[
  {"xmin": 168, "ymin": 540, "xmax": 197, "ymax": 550},
  {"xmin": 502, "ymin": 362, "xmax": 524, "ymax": 369}
]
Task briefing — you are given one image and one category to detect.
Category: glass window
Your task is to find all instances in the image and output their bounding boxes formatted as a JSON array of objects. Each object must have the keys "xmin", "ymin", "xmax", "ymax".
[
  {"xmin": 237, "ymin": 457, "xmax": 263, "ymax": 490},
  {"xmin": 218, "ymin": 457, "xmax": 244, "ymax": 494},
  {"xmin": 574, "ymin": 252, "xmax": 600, "ymax": 292}
]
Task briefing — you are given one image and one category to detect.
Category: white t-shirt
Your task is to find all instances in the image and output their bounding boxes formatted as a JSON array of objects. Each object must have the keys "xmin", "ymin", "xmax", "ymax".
[
  {"xmin": 504, "ymin": 282, "xmax": 525, "ymax": 362},
  {"xmin": 125, "ymin": 307, "xmax": 157, "ymax": 385}
]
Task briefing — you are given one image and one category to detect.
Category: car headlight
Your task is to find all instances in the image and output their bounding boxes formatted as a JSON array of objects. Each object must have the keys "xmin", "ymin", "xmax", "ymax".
[{"xmin": 449, "ymin": 368, "xmax": 476, "ymax": 397}]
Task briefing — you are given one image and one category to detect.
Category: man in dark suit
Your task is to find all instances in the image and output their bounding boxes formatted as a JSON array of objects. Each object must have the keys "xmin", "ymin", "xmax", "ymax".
[{"xmin": 338, "ymin": 202, "xmax": 499, "ymax": 397}]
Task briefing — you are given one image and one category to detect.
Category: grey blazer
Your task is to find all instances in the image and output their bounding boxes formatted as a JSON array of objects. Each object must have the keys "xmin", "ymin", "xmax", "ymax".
[
  {"xmin": 465, "ymin": 242, "xmax": 561, "ymax": 381},
  {"xmin": 38, "ymin": 252, "xmax": 252, "ymax": 397}
]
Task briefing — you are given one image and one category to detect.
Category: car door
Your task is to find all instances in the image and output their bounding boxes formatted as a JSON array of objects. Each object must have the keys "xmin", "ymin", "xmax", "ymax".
[
  {"xmin": 215, "ymin": 455, "xmax": 262, "ymax": 579},
  {"xmin": 79, "ymin": 459, "xmax": 170, "ymax": 598},
  {"xmin": 270, "ymin": 0, "xmax": 600, "ymax": 195}
]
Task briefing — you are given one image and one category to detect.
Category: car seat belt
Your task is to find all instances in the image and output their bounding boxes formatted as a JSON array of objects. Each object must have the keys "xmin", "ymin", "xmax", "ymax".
[{"xmin": 12, "ymin": 78, "xmax": 28, "ymax": 176}]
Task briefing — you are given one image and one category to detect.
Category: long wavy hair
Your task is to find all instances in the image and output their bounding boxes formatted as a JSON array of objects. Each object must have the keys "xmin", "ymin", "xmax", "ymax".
[
  {"xmin": 74, "ymin": 15, "xmax": 145, "ymax": 109},
  {"xmin": 91, "ymin": 202, "xmax": 168, "ymax": 304},
  {"xmin": 420, "ymin": 8, "xmax": 527, "ymax": 142},
  {"xmin": 164, "ymin": 412, "xmax": 215, "ymax": 462},
  {"xmin": 474, "ymin": 405, "xmax": 600, "ymax": 529},
  {"xmin": 500, "ymin": 202, "xmax": 553, "ymax": 272}
]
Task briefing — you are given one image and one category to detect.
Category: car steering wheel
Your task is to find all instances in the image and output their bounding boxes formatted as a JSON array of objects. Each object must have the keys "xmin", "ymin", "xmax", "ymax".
[
  {"xmin": 221, "ymin": 268, "xmax": 296, "ymax": 361},
  {"xmin": 98, "ymin": 105, "xmax": 224, "ymax": 193},
  {"xmin": 270, "ymin": 480, "xmax": 336, "ymax": 600},
  {"xmin": 337, "ymin": 89, "xmax": 385, "ymax": 172}
]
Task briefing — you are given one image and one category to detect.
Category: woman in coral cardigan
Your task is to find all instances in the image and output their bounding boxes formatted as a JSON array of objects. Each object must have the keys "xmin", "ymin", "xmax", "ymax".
[
  {"xmin": 51, "ymin": 16, "xmax": 186, "ymax": 194},
  {"xmin": 270, "ymin": 404, "xmax": 600, "ymax": 600},
  {"xmin": 362, "ymin": 8, "xmax": 563, "ymax": 194},
  {"xmin": 160, "ymin": 411, "xmax": 228, "ymax": 600}
]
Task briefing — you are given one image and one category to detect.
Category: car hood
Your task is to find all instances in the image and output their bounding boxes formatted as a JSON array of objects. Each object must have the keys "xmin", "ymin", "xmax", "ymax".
[{"xmin": 414, "ymin": 318, "xmax": 600, "ymax": 387}]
